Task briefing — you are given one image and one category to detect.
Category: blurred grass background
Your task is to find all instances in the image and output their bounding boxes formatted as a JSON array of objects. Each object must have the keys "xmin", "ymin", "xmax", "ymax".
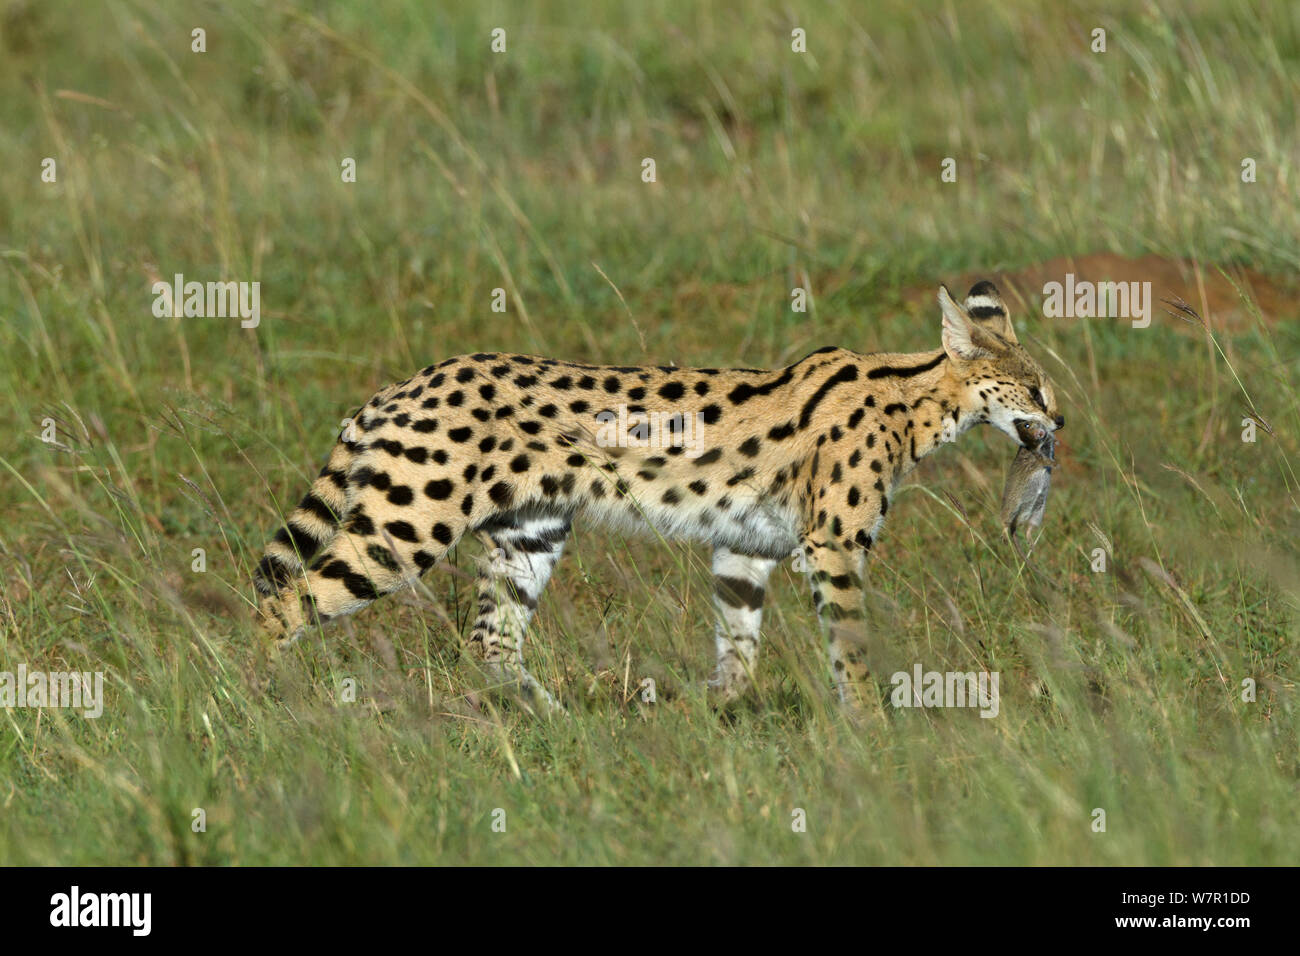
[{"xmin": 0, "ymin": 0, "xmax": 1297, "ymax": 864}]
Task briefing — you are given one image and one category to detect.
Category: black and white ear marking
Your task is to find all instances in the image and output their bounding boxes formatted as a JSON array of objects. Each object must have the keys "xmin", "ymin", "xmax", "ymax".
[
  {"xmin": 962, "ymin": 279, "xmax": 1018, "ymax": 343},
  {"xmin": 939, "ymin": 285, "xmax": 991, "ymax": 361},
  {"xmin": 964, "ymin": 280, "xmax": 1005, "ymax": 318}
]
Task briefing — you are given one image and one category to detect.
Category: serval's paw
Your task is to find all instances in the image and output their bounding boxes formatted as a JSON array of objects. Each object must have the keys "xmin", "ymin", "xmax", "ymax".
[{"xmin": 255, "ymin": 590, "xmax": 307, "ymax": 650}]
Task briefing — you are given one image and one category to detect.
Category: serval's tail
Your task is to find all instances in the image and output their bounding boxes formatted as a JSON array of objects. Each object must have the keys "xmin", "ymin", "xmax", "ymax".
[{"xmin": 254, "ymin": 436, "xmax": 354, "ymax": 599}]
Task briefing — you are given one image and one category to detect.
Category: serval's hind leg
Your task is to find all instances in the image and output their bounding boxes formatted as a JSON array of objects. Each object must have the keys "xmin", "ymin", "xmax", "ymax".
[
  {"xmin": 707, "ymin": 546, "xmax": 778, "ymax": 705},
  {"xmin": 469, "ymin": 504, "xmax": 572, "ymax": 714},
  {"xmin": 258, "ymin": 483, "xmax": 466, "ymax": 647},
  {"xmin": 255, "ymin": 440, "xmax": 355, "ymax": 618}
]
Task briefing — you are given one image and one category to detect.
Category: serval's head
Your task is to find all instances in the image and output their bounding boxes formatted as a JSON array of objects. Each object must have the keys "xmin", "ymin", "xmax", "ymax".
[{"xmin": 938, "ymin": 281, "xmax": 1064, "ymax": 452}]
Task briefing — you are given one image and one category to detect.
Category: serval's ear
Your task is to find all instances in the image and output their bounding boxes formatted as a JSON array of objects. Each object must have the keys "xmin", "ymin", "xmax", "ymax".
[
  {"xmin": 939, "ymin": 285, "xmax": 995, "ymax": 361},
  {"xmin": 962, "ymin": 280, "xmax": 1017, "ymax": 344}
]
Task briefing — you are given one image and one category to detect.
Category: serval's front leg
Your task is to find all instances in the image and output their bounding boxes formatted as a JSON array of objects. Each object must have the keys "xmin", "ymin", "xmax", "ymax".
[
  {"xmin": 802, "ymin": 533, "xmax": 872, "ymax": 711},
  {"xmin": 797, "ymin": 443, "xmax": 888, "ymax": 710}
]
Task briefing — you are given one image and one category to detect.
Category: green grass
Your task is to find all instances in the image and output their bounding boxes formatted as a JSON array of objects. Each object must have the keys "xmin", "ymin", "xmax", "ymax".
[{"xmin": 0, "ymin": 0, "xmax": 1297, "ymax": 864}]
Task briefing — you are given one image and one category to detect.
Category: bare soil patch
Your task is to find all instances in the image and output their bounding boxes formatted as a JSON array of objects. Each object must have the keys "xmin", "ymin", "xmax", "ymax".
[{"xmin": 904, "ymin": 253, "xmax": 1296, "ymax": 333}]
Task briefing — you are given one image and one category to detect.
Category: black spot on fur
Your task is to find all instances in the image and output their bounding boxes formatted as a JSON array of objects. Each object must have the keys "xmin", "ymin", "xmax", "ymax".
[
  {"xmin": 488, "ymin": 482, "xmax": 514, "ymax": 506},
  {"xmin": 867, "ymin": 353, "xmax": 944, "ymax": 379},
  {"xmin": 715, "ymin": 576, "xmax": 764, "ymax": 611},
  {"xmin": 347, "ymin": 510, "xmax": 376, "ymax": 536},
  {"xmin": 384, "ymin": 520, "xmax": 419, "ymax": 543},
  {"xmin": 367, "ymin": 544, "xmax": 401, "ymax": 572},
  {"xmin": 425, "ymin": 479, "xmax": 454, "ymax": 500},
  {"xmin": 728, "ymin": 367, "xmax": 794, "ymax": 405},
  {"xmin": 798, "ymin": 364, "xmax": 859, "ymax": 429}
]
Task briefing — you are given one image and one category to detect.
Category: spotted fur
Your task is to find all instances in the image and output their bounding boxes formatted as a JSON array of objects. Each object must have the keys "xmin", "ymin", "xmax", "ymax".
[{"xmin": 255, "ymin": 281, "xmax": 1063, "ymax": 711}]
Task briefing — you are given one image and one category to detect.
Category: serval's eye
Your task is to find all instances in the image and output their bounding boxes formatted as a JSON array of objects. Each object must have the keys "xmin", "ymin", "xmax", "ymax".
[{"xmin": 1029, "ymin": 386, "xmax": 1046, "ymax": 411}]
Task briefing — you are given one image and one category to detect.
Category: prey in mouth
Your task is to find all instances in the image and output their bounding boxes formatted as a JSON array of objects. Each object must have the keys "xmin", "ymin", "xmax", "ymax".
[{"xmin": 1002, "ymin": 420, "xmax": 1057, "ymax": 556}]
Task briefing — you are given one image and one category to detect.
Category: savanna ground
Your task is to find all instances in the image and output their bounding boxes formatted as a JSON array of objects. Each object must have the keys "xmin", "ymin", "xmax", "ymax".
[{"xmin": 1, "ymin": 0, "xmax": 1297, "ymax": 865}]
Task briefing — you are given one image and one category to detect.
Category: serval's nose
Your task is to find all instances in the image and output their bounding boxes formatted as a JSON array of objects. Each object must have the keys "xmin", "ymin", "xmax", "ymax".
[{"xmin": 1054, "ymin": 414, "xmax": 1065, "ymax": 429}]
